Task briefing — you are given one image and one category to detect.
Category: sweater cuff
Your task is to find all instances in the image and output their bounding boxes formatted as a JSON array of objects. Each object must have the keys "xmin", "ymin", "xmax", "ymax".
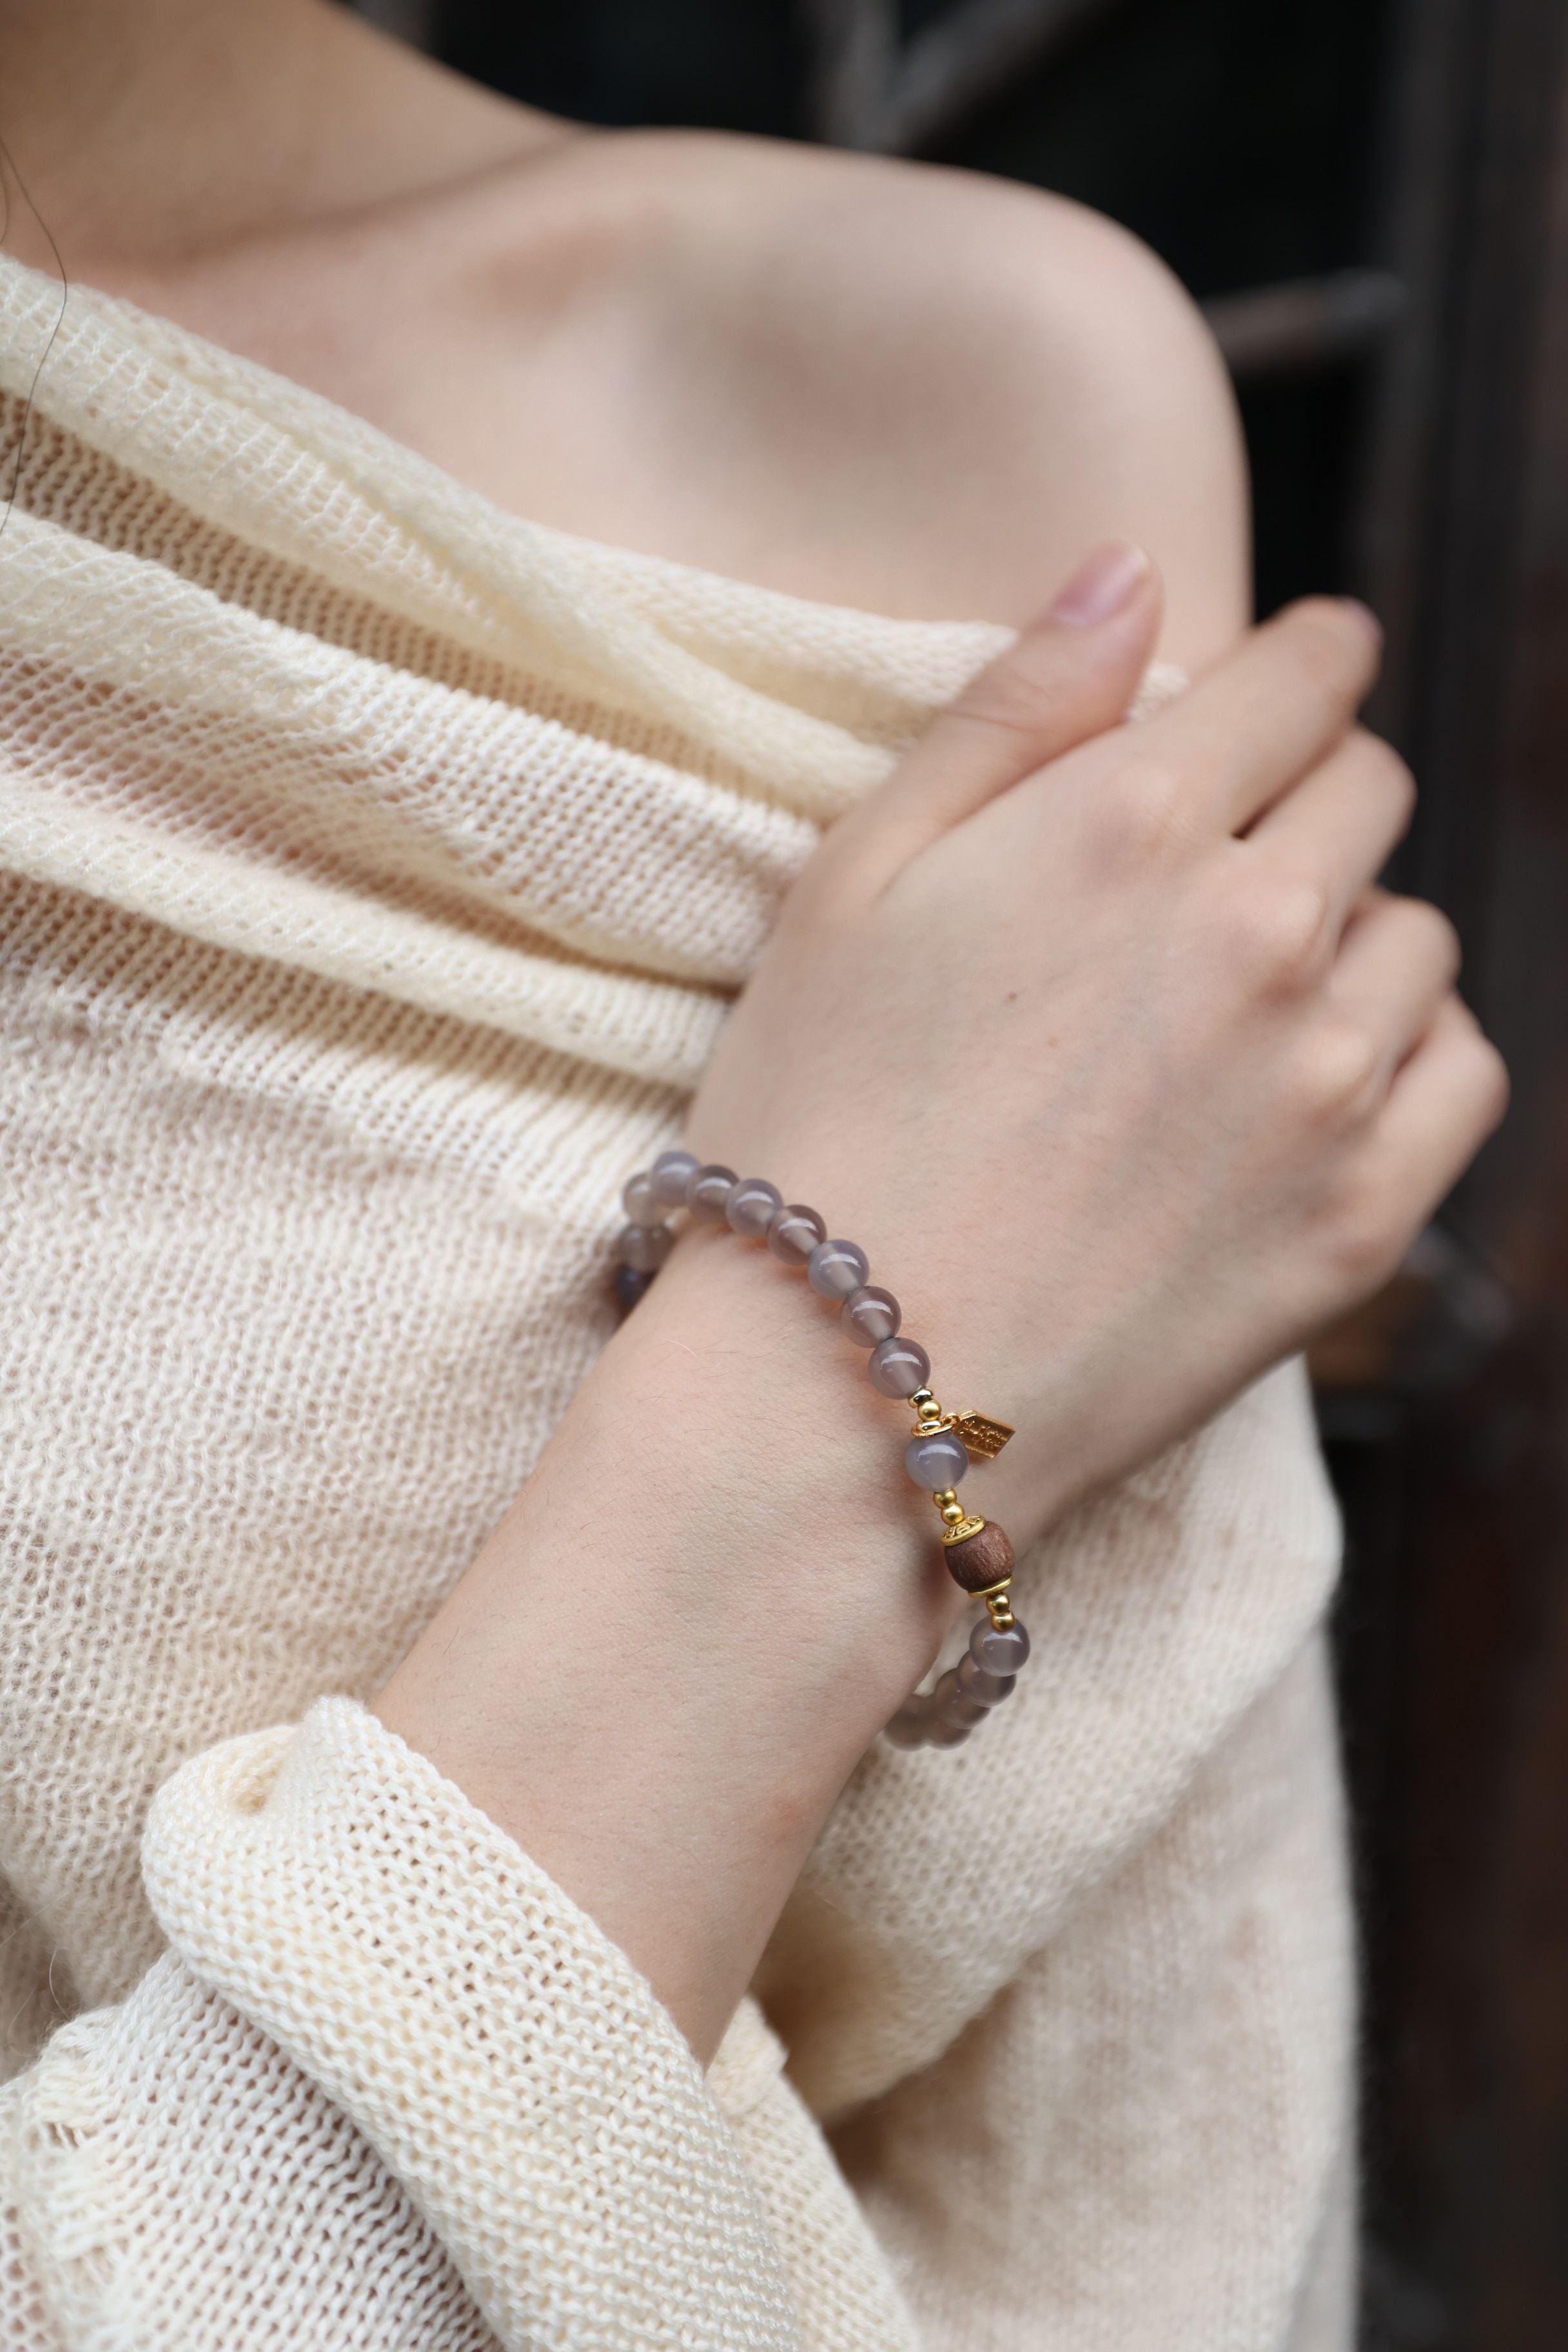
[{"xmin": 141, "ymin": 1696, "xmax": 800, "ymax": 2352}]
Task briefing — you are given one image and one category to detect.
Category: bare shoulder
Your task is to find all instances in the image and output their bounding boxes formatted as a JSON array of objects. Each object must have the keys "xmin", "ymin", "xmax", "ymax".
[
  {"xmin": 584, "ymin": 130, "xmax": 1247, "ymax": 652},
  {"xmin": 130, "ymin": 105, "xmax": 1244, "ymax": 659}
]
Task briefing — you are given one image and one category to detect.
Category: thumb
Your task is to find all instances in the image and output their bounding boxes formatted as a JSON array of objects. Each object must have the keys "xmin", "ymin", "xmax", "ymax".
[{"xmin": 836, "ymin": 542, "xmax": 1162, "ymax": 878}]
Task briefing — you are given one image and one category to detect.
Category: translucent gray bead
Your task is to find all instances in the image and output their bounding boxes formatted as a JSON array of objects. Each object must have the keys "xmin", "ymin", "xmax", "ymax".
[
  {"xmin": 614, "ymin": 1222, "xmax": 674, "ymax": 1273},
  {"xmin": 614, "ymin": 1264, "xmax": 654, "ymax": 1313},
  {"xmin": 868, "ymin": 1335, "xmax": 931, "ymax": 1398},
  {"xmin": 883, "ymin": 1706, "xmax": 928, "ymax": 1749},
  {"xmin": 622, "ymin": 1171, "xmax": 661, "ymax": 1226},
  {"xmin": 726, "ymin": 1176, "xmax": 783, "ymax": 1237},
  {"xmin": 767, "ymin": 1204, "xmax": 826, "ymax": 1265},
  {"xmin": 923, "ymin": 1714, "xmax": 972, "ymax": 1748},
  {"xmin": 932, "ymin": 1668, "xmax": 988, "ymax": 1727},
  {"xmin": 905, "ymin": 1429, "xmax": 969, "ymax": 1489},
  {"xmin": 956, "ymin": 1651, "xmax": 1015, "ymax": 1706},
  {"xmin": 688, "ymin": 1164, "xmax": 738, "ymax": 1220},
  {"xmin": 807, "ymin": 1238, "xmax": 868, "ymax": 1298},
  {"xmin": 970, "ymin": 1618, "xmax": 1031, "ymax": 1676},
  {"xmin": 651, "ymin": 1148, "xmax": 701, "ymax": 1208},
  {"xmin": 841, "ymin": 1284, "xmax": 900, "ymax": 1346}
]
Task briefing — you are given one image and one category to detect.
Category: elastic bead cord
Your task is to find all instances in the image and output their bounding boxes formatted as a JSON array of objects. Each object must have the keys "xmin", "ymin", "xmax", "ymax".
[{"xmin": 611, "ymin": 1149, "xmax": 1030, "ymax": 1750}]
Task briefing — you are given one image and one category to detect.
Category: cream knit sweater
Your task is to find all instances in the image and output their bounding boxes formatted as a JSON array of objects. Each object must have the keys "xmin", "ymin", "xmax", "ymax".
[{"xmin": 0, "ymin": 252, "xmax": 1354, "ymax": 2351}]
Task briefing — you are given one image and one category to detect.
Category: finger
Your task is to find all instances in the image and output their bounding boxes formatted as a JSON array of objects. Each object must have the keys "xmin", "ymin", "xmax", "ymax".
[
  {"xmin": 1331, "ymin": 890, "xmax": 1462, "ymax": 1070},
  {"xmin": 830, "ymin": 542, "xmax": 1162, "ymax": 883},
  {"xmin": 1126, "ymin": 595, "xmax": 1382, "ymax": 838},
  {"xmin": 1372, "ymin": 995, "xmax": 1509, "ymax": 1220},
  {"xmin": 1247, "ymin": 730, "xmax": 1415, "ymax": 927}
]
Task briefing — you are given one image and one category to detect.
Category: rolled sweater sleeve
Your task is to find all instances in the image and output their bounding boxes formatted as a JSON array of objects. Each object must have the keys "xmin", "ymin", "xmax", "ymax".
[{"xmin": 0, "ymin": 1700, "xmax": 822, "ymax": 2351}]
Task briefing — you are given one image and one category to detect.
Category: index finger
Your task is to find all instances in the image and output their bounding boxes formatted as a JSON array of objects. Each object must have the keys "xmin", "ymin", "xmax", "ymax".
[{"xmin": 1132, "ymin": 596, "xmax": 1383, "ymax": 836}]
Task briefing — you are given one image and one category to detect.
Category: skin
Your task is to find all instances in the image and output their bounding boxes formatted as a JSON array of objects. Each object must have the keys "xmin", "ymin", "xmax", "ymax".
[
  {"xmin": 0, "ymin": 0, "xmax": 1243, "ymax": 648},
  {"xmin": 3, "ymin": 0, "xmax": 1507, "ymax": 2062}
]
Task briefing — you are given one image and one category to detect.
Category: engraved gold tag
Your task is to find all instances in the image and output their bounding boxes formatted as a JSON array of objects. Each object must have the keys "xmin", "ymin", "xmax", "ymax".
[{"xmin": 952, "ymin": 1409, "xmax": 1015, "ymax": 1461}]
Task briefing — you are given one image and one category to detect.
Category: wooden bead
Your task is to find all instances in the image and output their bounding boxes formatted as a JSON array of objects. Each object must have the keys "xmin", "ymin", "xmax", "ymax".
[{"xmin": 942, "ymin": 1518, "xmax": 1015, "ymax": 1594}]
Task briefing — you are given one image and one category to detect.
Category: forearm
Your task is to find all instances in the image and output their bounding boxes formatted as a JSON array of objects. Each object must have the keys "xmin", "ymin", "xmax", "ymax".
[{"xmin": 373, "ymin": 1226, "xmax": 983, "ymax": 2061}]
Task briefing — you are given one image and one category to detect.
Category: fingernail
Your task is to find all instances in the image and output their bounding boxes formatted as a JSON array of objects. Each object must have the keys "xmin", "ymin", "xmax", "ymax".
[{"xmin": 1048, "ymin": 542, "xmax": 1151, "ymax": 627}]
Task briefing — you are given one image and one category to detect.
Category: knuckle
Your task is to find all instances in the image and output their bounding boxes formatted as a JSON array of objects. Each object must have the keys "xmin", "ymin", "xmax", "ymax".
[
  {"xmin": 1322, "ymin": 1175, "xmax": 1405, "ymax": 1293},
  {"xmin": 1411, "ymin": 898, "xmax": 1462, "ymax": 983},
  {"xmin": 1295, "ymin": 1016, "xmax": 1384, "ymax": 1126},
  {"xmin": 1220, "ymin": 867, "xmax": 1334, "ymax": 992},
  {"xmin": 1090, "ymin": 756, "xmax": 1190, "ymax": 868},
  {"xmin": 1357, "ymin": 730, "xmax": 1417, "ymax": 826},
  {"xmin": 1467, "ymin": 1031, "xmax": 1511, "ymax": 1126},
  {"xmin": 1373, "ymin": 890, "xmax": 1460, "ymax": 984}
]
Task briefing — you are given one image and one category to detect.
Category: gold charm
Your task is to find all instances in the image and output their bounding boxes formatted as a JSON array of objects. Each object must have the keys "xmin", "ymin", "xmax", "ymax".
[{"xmin": 952, "ymin": 1409, "xmax": 1015, "ymax": 1461}]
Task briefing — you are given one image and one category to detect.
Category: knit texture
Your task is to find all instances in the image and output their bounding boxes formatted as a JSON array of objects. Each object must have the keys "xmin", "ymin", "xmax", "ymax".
[{"xmin": 0, "ymin": 251, "xmax": 1354, "ymax": 2349}]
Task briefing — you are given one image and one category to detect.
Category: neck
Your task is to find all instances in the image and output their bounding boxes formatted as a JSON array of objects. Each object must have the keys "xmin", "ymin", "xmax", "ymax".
[{"xmin": 0, "ymin": 0, "xmax": 567, "ymax": 282}]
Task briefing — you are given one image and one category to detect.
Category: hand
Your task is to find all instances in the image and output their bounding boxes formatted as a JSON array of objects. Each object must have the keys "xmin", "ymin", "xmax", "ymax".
[
  {"xmin": 688, "ymin": 545, "xmax": 1507, "ymax": 1534},
  {"xmin": 377, "ymin": 547, "xmax": 1505, "ymax": 2062}
]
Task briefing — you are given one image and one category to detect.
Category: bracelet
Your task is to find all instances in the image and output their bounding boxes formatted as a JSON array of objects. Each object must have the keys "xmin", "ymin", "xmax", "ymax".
[{"xmin": 611, "ymin": 1149, "xmax": 1030, "ymax": 1750}]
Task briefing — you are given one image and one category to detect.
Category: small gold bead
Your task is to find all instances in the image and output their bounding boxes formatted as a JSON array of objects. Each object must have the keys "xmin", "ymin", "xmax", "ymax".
[
  {"xmin": 910, "ymin": 1388, "xmax": 936, "ymax": 1411},
  {"xmin": 933, "ymin": 1487, "xmax": 957, "ymax": 1507},
  {"xmin": 917, "ymin": 1399, "xmax": 943, "ymax": 1426},
  {"xmin": 985, "ymin": 1587, "xmax": 1015, "ymax": 1629},
  {"xmin": 940, "ymin": 1498, "xmax": 966, "ymax": 1527}
]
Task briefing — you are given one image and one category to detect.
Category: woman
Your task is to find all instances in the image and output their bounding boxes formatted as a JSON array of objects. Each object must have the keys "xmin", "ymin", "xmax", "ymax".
[{"xmin": 0, "ymin": 2, "xmax": 1504, "ymax": 2346}]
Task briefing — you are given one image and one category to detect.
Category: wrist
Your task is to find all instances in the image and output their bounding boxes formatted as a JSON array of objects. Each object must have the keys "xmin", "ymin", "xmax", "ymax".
[{"xmin": 373, "ymin": 1226, "xmax": 970, "ymax": 2055}]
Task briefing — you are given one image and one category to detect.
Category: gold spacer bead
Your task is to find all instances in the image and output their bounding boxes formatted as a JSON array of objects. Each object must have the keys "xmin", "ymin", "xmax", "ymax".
[
  {"xmin": 940, "ymin": 1498, "xmax": 966, "ymax": 1527},
  {"xmin": 910, "ymin": 1388, "xmax": 937, "ymax": 1412},
  {"xmin": 985, "ymin": 1585, "xmax": 1015, "ymax": 1629}
]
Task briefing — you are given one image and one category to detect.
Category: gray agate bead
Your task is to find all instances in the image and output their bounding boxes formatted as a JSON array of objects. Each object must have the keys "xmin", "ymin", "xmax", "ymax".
[
  {"xmin": 726, "ymin": 1177, "xmax": 783, "ymax": 1237},
  {"xmin": 614, "ymin": 1264, "xmax": 654, "ymax": 1313},
  {"xmin": 622, "ymin": 1170, "xmax": 661, "ymax": 1226},
  {"xmin": 868, "ymin": 1335, "xmax": 930, "ymax": 1397},
  {"xmin": 768, "ymin": 1204, "xmax": 826, "ymax": 1265},
  {"xmin": 956, "ymin": 1651, "xmax": 1015, "ymax": 1706},
  {"xmin": 841, "ymin": 1285, "xmax": 900, "ymax": 1346},
  {"xmin": 883, "ymin": 1705, "xmax": 928, "ymax": 1749},
  {"xmin": 688, "ymin": 1164, "xmax": 738, "ymax": 1219},
  {"xmin": 614, "ymin": 1222, "xmax": 674, "ymax": 1273},
  {"xmin": 651, "ymin": 1148, "xmax": 701, "ymax": 1208},
  {"xmin": 932, "ymin": 1668, "xmax": 988, "ymax": 1727},
  {"xmin": 807, "ymin": 1238, "xmax": 868, "ymax": 1299},
  {"xmin": 905, "ymin": 1429, "xmax": 968, "ymax": 1489},
  {"xmin": 970, "ymin": 1618, "xmax": 1031, "ymax": 1676}
]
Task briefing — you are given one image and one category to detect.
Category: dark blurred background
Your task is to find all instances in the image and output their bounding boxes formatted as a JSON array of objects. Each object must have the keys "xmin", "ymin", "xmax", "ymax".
[{"xmin": 368, "ymin": 3, "xmax": 1568, "ymax": 2342}]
